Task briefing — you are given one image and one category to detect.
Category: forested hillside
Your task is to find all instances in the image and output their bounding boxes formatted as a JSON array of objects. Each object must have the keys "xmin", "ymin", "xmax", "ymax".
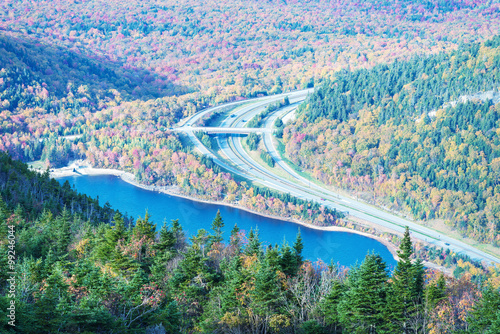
[
  {"xmin": 1, "ymin": 0, "xmax": 499, "ymax": 167},
  {"xmin": 1, "ymin": 156, "xmax": 499, "ymax": 333},
  {"xmin": 284, "ymin": 35, "xmax": 500, "ymax": 245},
  {"xmin": 0, "ymin": 152, "xmax": 125, "ymax": 224},
  {"xmin": 1, "ymin": 0, "xmax": 499, "ymax": 231},
  {"xmin": 3, "ymin": 0, "xmax": 498, "ymax": 100}
]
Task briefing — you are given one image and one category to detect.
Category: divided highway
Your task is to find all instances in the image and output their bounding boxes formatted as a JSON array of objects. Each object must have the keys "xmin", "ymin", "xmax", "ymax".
[{"xmin": 173, "ymin": 90, "xmax": 500, "ymax": 265}]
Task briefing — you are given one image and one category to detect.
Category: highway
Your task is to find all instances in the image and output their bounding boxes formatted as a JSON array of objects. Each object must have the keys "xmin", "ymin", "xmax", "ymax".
[
  {"xmin": 173, "ymin": 90, "xmax": 500, "ymax": 265},
  {"xmin": 172, "ymin": 126, "xmax": 272, "ymax": 134}
]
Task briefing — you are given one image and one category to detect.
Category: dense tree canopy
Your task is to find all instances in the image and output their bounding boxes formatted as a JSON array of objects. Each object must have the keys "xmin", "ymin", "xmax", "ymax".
[
  {"xmin": 0, "ymin": 141, "xmax": 499, "ymax": 334},
  {"xmin": 284, "ymin": 36, "xmax": 500, "ymax": 244}
]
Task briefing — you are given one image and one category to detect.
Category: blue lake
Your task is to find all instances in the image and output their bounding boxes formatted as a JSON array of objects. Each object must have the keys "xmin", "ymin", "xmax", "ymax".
[{"xmin": 59, "ymin": 175, "xmax": 397, "ymax": 269}]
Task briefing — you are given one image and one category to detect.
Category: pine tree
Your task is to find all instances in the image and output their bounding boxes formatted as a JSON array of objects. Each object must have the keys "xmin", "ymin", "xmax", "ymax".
[
  {"xmin": 279, "ymin": 240, "xmax": 296, "ymax": 276},
  {"xmin": 30, "ymin": 264, "xmax": 69, "ymax": 333},
  {"xmin": 154, "ymin": 221, "xmax": 176, "ymax": 256},
  {"xmin": 293, "ymin": 229, "xmax": 304, "ymax": 272},
  {"xmin": 252, "ymin": 258, "xmax": 282, "ymax": 316},
  {"xmin": 319, "ymin": 280, "xmax": 345, "ymax": 333},
  {"xmin": 387, "ymin": 226, "xmax": 424, "ymax": 333},
  {"xmin": 426, "ymin": 273, "xmax": 446, "ymax": 308},
  {"xmin": 125, "ymin": 268, "xmax": 148, "ymax": 301},
  {"xmin": 108, "ymin": 213, "xmax": 128, "ymax": 244},
  {"xmin": 468, "ymin": 285, "xmax": 500, "ymax": 333},
  {"xmin": 170, "ymin": 219, "xmax": 186, "ymax": 251},
  {"xmin": 54, "ymin": 207, "xmax": 72, "ymax": 257},
  {"xmin": 132, "ymin": 210, "xmax": 156, "ymax": 241},
  {"xmin": 210, "ymin": 210, "xmax": 224, "ymax": 246},
  {"xmin": 338, "ymin": 253, "xmax": 389, "ymax": 333},
  {"xmin": 245, "ymin": 228, "xmax": 262, "ymax": 256},
  {"xmin": 151, "ymin": 221, "xmax": 180, "ymax": 283},
  {"xmin": 265, "ymin": 244, "xmax": 281, "ymax": 271},
  {"xmin": 229, "ymin": 223, "xmax": 241, "ymax": 253}
]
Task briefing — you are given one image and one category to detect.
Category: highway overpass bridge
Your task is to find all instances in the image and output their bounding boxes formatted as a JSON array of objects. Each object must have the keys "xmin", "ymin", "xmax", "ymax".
[{"xmin": 173, "ymin": 127, "xmax": 272, "ymax": 135}]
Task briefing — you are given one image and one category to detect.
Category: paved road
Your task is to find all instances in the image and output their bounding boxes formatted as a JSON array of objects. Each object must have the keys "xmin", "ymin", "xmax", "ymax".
[
  {"xmin": 173, "ymin": 126, "xmax": 272, "ymax": 134},
  {"xmin": 175, "ymin": 91, "xmax": 500, "ymax": 265}
]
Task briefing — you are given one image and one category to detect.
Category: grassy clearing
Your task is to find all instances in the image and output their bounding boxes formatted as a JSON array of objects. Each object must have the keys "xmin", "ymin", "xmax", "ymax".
[
  {"xmin": 240, "ymin": 135, "xmax": 300, "ymax": 182},
  {"xmin": 27, "ymin": 160, "xmax": 45, "ymax": 170},
  {"xmin": 177, "ymin": 133, "xmax": 195, "ymax": 151},
  {"xmin": 195, "ymin": 135, "xmax": 254, "ymax": 185}
]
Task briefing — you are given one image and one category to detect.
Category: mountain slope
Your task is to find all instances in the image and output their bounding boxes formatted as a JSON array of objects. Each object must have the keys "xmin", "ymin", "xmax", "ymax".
[{"xmin": 284, "ymin": 36, "xmax": 500, "ymax": 244}]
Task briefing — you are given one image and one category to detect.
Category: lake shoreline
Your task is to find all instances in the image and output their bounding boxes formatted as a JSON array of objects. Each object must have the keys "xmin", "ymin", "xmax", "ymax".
[
  {"xmin": 49, "ymin": 163, "xmax": 401, "ymax": 260},
  {"xmin": 51, "ymin": 164, "xmax": 457, "ymax": 273}
]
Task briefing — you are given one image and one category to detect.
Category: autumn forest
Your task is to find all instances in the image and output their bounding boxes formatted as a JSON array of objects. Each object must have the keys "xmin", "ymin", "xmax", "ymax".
[{"xmin": 1, "ymin": 0, "xmax": 500, "ymax": 333}]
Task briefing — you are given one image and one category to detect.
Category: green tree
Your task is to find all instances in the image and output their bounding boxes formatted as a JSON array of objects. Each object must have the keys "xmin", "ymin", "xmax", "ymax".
[
  {"xmin": 210, "ymin": 210, "xmax": 224, "ymax": 246},
  {"xmin": 53, "ymin": 207, "xmax": 72, "ymax": 257},
  {"xmin": 293, "ymin": 229, "xmax": 304, "ymax": 271},
  {"xmin": 27, "ymin": 264, "xmax": 69, "ymax": 333},
  {"xmin": 246, "ymin": 132, "xmax": 260, "ymax": 151},
  {"xmin": 265, "ymin": 244, "xmax": 281, "ymax": 271},
  {"xmin": 274, "ymin": 117, "xmax": 284, "ymax": 128},
  {"xmin": 319, "ymin": 280, "xmax": 345, "ymax": 333},
  {"xmin": 279, "ymin": 240, "xmax": 296, "ymax": 276},
  {"xmin": 467, "ymin": 285, "xmax": 500, "ymax": 333},
  {"xmin": 426, "ymin": 273, "xmax": 446, "ymax": 308},
  {"xmin": 252, "ymin": 258, "xmax": 283, "ymax": 317},
  {"xmin": 229, "ymin": 223, "xmax": 242, "ymax": 253},
  {"xmin": 245, "ymin": 228, "xmax": 262, "ymax": 256},
  {"xmin": 94, "ymin": 214, "xmax": 135, "ymax": 274},
  {"xmin": 387, "ymin": 227, "xmax": 424, "ymax": 333},
  {"xmin": 338, "ymin": 253, "xmax": 389, "ymax": 333},
  {"xmin": 133, "ymin": 210, "xmax": 156, "ymax": 241}
]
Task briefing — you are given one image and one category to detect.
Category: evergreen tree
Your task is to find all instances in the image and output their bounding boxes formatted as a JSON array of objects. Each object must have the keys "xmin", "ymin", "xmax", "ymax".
[
  {"xmin": 319, "ymin": 280, "xmax": 345, "ymax": 333},
  {"xmin": 338, "ymin": 253, "xmax": 389, "ymax": 333},
  {"xmin": 229, "ymin": 223, "xmax": 241, "ymax": 253},
  {"xmin": 426, "ymin": 273, "xmax": 446, "ymax": 308},
  {"xmin": 94, "ymin": 214, "xmax": 135, "ymax": 274},
  {"xmin": 152, "ymin": 220, "xmax": 178, "ymax": 279},
  {"xmin": 54, "ymin": 207, "xmax": 72, "ymax": 257},
  {"xmin": 132, "ymin": 210, "xmax": 156, "ymax": 241},
  {"xmin": 199, "ymin": 256, "xmax": 247, "ymax": 332},
  {"xmin": 155, "ymin": 221, "xmax": 177, "ymax": 254},
  {"xmin": 171, "ymin": 229, "xmax": 218, "ymax": 302},
  {"xmin": 125, "ymin": 267, "xmax": 148, "ymax": 301},
  {"xmin": 252, "ymin": 258, "xmax": 282, "ymax": 317},
  {"xmin": 265, "ymin": 244, "xmax": 281, "ymax": 271},
  {"xmin": 279, "ymin": 240, "xmax": 296, "ymax": 276},
  {"xmin": 293, "ymin": 229, "xmax": 304, "ymax": 272},
  {"xmin": 170, "ymin": 218, "xmax": 186, "ymax": 251},
  {"xmin": 210, "ymin": 210, "xmax": 224, "ymax": 246},
  {"xmin": 387, "ymin": 227, "xmax": 424, "ymax": 333},
  {"xmin": 29, "ymin": 264, "xmax": 69, "ymax": 333},
  {"xmin": 468, "ymin": 285, "xmax": 500, "ymax": 333},
  {"xmin": 245, "ymin": 228, "xmax": 262, "ymax": 256}
]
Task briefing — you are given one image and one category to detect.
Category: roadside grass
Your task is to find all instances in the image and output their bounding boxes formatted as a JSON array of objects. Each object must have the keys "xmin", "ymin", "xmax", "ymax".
[
  {"xmin": 240, "ymin": 136, "xmax": 299, "ymax": 182},
  {"xmin": 423, "ymin": 219, "xmax": 500, "ymax": 258},
  {"xmin": 27, "ymin": 160, "xmax": 45, "ymax": 170},
  {"xmin": 197, "ymin": 136, "xmax": 253, "ymax": 185},
  {"xmin": 177, "ymin": 133, "xmax": 195, "ymax": 151}
]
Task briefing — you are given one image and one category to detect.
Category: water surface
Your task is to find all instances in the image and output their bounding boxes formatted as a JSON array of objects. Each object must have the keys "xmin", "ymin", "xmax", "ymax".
[{"xmin": 59, "ymin": 175, "xmax": 397, "ymax": 269}]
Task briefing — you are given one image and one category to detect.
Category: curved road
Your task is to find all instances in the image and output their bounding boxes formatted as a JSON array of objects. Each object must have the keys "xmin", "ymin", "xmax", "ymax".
[{"xmin": 173, "ymin": 90, "xmax": 500, "ymax": 265}]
